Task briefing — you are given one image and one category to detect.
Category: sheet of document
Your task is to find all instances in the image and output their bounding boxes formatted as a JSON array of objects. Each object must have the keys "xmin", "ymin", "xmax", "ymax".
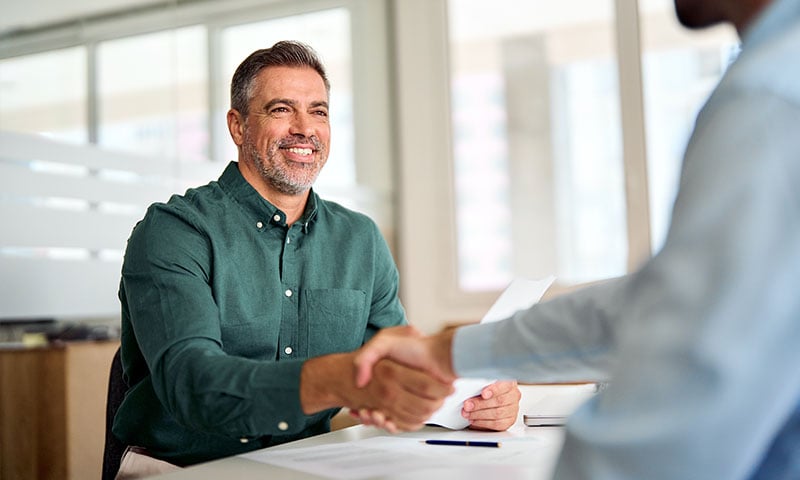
[
  {"xmin": 426, "ymin": 276, "xmax": 556, "ymax": 429},
  {"xmin": 240, "ymin": 434, "xmax": 543, "ymax": 479}
]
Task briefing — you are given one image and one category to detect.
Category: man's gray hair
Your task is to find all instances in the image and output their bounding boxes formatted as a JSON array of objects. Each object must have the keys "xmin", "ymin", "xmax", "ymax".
[{"xmin": 230, "ymin": 40, "xmax": 330, "ymax": 116}]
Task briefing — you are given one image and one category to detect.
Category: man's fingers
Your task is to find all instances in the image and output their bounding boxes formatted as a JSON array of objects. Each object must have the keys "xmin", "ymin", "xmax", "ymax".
[
  {"xmin": 465, "ymin": 381, "xmax": 520, "ymax": 411},
  {"xmin": 458, "ymin": 381, "xmax": 521, "ymax": 432},
  {"xmin": 354, "ymin": 335, "xmax": 396, "ymax": 388},
  {"xmin": 354, "ymin": 348, "xmax": 382, "ymax": 388},
  {"xmin": 354, "ymin": 325, "xmax": 423, "ymax": 388},
  {"xmin": 349, "ymin": 327, "xmax": 459, "ymax": 431},
  {"xmin": 463, "ymin": 402, "xmax": 518, "ymax": 420},
  {"xmin": 394, "ymin": 365, "xmax": 454, "ymax": 400},
  {"xmin": 358, "ymin": 359, "xmax": 451, "ymax": 427},
  {"xmin": 467, "ymin": 415, "xmax": 518, "ymax": 432},
  {"xmin": 482, "ymin": 380, "xmax": 517, "ymax": 398}
]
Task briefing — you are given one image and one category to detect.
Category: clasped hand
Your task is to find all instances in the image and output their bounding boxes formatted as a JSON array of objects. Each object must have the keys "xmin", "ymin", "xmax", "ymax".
[{"xmin": 352, "ymin": 326, "xmax": 520, "ymax": 432}]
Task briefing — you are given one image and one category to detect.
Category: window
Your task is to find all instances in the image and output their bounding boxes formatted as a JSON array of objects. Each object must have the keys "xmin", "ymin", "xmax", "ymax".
[
  {"xmin": 0, "ymin": 0, "xmax": 391, "ymax": 322},
  {"xmin": 97, "ymin": 26, "xmax": 209, "ymax": 162},
  {"xmin": 393, "ymin": 0, "xmax": 738, "ymax": 331},
  {"xmin": 0, "ymin": 47, "xmax": 88, "ymax": 143},
  {"xmin": 447, "ymin": 0, "xmax": 625, "ymax": 290},
  {"xmin": 639, "ymin": 0, "xmax": 738, "ymax": 252},
  {"xmin": 1, "ymin": 5, "xmax": 361, "ymax": 189}
]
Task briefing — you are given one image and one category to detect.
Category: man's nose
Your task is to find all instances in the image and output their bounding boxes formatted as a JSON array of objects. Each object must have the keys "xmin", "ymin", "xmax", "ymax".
[{"xmin": 289, "ymin": 112, "xmax": 315, "ymax": 137}]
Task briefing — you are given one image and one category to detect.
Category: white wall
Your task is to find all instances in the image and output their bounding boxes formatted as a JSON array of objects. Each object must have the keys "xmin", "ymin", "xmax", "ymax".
[
  {"xmin": 0, "ymin": 131, "xmax": 221, "ymax": 321},
  {"xmin": 0, "ymin": 0, "xmax": 165, "ymax": 33}
]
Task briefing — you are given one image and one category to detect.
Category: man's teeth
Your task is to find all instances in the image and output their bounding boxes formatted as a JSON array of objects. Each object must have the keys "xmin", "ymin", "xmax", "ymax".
[{"xmin": 287, "ymin": 147, "xmax": 313, "ymax": 156}]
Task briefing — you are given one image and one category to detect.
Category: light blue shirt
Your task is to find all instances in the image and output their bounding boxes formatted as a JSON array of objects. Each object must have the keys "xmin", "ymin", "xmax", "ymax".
[{"xmin": 453, "ymin": 0, "xmax": 800, "ymax": 478}]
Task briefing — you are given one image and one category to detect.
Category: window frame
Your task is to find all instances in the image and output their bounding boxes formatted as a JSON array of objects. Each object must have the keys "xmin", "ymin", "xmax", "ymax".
[{"xmin": 392, "ymin": 0, "xmax": 653, "ymax": 332}]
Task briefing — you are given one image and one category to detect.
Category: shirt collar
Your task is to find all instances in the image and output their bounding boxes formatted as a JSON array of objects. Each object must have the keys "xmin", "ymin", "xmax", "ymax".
[
  {"xmin": 299, "ymin": 191, "xmax": 319, "ymax": 233},
  {"xmin": 217, "ymin": 161, "xmax": 319, "ymax": 233}
]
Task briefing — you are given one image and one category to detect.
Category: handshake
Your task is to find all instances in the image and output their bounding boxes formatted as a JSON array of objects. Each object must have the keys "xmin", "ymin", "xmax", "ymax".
[{"xmin": 344, "ymin": 326, "xmax": 520, "ymax": 433}]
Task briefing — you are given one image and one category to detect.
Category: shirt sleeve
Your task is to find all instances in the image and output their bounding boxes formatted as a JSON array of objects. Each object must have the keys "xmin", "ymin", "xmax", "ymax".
[
  {"xmin": 121, "ymin": 203, "xmax": 313, "ymax": 440},
  {"xmin": 363, "ymin": 221, "xmax": 407, "ymax": 343},
  {"xmin": 453, "ymin": 276, "xmax": 623, "ymax": 383},
  {"xmin": 454, "ymin": 92, "xmax": 800, "ymax": 479}
]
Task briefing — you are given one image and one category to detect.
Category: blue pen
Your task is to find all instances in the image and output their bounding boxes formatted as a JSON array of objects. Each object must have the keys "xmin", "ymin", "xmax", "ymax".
[{"xmin": 423, "ymin": 440, "xmax": 501, "ymax": 448}]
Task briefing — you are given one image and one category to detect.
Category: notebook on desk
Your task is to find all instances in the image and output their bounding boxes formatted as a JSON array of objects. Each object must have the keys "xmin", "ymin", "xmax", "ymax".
[
  {"xmin": 522, "ymin": 382, "xmax": 603, "ymax": 427},
  {"xmin": 524, "ymin": 414, "xmax": 568, "ymax": 427}
]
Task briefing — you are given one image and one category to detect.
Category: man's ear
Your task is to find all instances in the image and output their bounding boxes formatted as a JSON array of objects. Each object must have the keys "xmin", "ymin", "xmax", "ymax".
[{"xmin": 227, "ymin": 109, "xmax": 245, "ymax": 146}]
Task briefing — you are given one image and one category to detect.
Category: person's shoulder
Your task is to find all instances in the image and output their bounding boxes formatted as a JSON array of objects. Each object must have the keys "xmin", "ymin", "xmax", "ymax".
[
  {"xmin": 723, "ymin": 21, "xmax": 800, "ymax": 103},
  {"xmin": 136, "ymin": 180, "xmax": 226, "ymax": 234},
  {"xmin": 155, "ymin": 180, "xmax": 225, "ymax": 213}
]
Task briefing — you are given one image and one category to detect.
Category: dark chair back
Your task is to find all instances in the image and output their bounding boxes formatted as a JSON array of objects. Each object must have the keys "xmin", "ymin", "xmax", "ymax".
[{"xmin": 102, "ymin": 347, "xmax": 127, "ymax": 480}]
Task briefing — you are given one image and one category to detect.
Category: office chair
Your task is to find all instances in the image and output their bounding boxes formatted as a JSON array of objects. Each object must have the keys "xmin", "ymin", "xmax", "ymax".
[{"xmin": 102, "ymin": 347, "xmax": 127, "ymax": 480}]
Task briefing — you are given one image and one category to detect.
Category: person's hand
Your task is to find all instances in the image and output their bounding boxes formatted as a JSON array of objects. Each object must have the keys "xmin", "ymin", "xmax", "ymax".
[
  {"xmin": 354, "ymin": 325, "xmax": 457, "ymax": 388},
  {"xmin": 349, "ymin": 406, "xmax": 395, "ymax": 431},
  {"xmin": 301, "ymin": 350, "xmax": 454, "ymax": 433},
  {"xmin": 354, "ymin": 380, "xmax": 521, "ymax": 432},
  {"xmin": 462, "ymin": 380, "xmax": 521, "ymax": 431},
  {"xmin": 354, "ymin": 358, "xmax": 454, "ymax": 432}
]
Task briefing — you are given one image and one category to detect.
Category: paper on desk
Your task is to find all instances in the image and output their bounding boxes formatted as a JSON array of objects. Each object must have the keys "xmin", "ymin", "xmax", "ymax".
[
  {"xmin": 426, "ymin": 276, "xmax": 556, "ymax": 429},
  {"xmin": 240, "ymin": 435, "xmax": 540, "ymax": 479}
]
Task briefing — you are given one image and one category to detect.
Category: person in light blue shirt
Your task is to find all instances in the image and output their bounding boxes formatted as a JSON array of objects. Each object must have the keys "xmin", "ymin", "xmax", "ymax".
[{"xmin": 354, "ymin": 0, "xmax": 800, "ymax": 478}]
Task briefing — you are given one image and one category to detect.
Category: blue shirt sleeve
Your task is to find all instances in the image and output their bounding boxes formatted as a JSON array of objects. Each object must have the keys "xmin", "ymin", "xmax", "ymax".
[{"xmin": 453, "ymin": 6, "xmax": 800, "ymax": 478}]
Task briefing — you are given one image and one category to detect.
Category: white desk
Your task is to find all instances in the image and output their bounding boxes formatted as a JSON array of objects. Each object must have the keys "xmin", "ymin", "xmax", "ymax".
[
  {"xmin": 150, "ymin": 423, "xmax": 565, "ymax": 480},
  {"xmin": 148, "ymin": 384, "xmax": 599, "ymax": 480}
]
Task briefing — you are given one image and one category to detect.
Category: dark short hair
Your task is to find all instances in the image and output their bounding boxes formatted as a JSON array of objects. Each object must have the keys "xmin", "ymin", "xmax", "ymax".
[{"xmin": 230, "ymin": 40, "xmax": 330, "ymax": 116}]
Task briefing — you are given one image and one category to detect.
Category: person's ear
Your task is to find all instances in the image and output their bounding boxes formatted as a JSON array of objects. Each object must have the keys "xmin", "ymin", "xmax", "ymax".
[{"xmin": 227, "ymin": 109, "xmax": 245, "ymax": 146}]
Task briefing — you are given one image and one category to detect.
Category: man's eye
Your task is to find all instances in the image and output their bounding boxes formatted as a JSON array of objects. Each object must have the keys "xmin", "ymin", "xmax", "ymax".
[
  {"xmin": 269, "ymin": 107, "xmax": 290, "ymax": 117},
  {"xmin": 313, "ymin": 110, "xmax": 328, "ymax": 117}
]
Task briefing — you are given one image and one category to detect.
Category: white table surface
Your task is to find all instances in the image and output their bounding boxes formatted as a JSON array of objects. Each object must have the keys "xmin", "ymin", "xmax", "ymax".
[
  {"xmin": 149, "ymin": 384, "xmax": 594, "ymax": 480},
  {"xmin": 150, "ymin": 423, "xmax": 565, "ymax": 480}
]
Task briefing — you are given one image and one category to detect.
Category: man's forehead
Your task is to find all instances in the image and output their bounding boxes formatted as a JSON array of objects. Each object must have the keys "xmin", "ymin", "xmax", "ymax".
[{"xmin": 253, "ymin": 66, "xmax": 327, "ymax": 96}]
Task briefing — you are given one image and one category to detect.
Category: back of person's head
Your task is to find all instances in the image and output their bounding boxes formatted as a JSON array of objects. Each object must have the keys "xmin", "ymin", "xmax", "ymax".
[{"xmin": 230, "ymin": 40, "xmax": 330, "ymax": 116}]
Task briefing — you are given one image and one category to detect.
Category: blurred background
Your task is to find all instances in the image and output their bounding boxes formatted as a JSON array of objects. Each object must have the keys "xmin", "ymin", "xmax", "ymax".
[
  {"xmin": 0, "ymin": 0, "xmax": 738, "ymax": 333},
  {"xmin": 0, "ymin": 1, "xmax": 738, "ymax": 478}
]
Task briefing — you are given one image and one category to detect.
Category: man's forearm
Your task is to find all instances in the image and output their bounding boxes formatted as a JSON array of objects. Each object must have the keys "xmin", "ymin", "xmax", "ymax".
[{"xmin": 299, "ymin": 352, "xmax": 354, "ymax": 414}]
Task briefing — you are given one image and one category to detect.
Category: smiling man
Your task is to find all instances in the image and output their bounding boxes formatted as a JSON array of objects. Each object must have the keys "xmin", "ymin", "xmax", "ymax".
[{"xmin": 113, "ymin": 41, "xmax": 518, "ymax": 479}]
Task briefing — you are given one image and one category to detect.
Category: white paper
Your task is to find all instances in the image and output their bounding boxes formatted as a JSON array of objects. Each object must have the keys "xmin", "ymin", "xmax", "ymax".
[
  {"xmin": 426, "ymin": 276, "xmax": 556, "ymax": 429},
  {"xmin": 240, "ymin": 435, "xmax": 542, "ymax": 479},
  {"xmin": 480, "ymin": 276, "xmax": 556, "ymax": 324}
]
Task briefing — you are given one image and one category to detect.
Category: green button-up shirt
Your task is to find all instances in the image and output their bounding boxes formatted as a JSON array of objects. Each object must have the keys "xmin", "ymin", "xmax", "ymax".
[{"xmin": 114, "ymin": 161, "xmax": 405, "ymax": 466}]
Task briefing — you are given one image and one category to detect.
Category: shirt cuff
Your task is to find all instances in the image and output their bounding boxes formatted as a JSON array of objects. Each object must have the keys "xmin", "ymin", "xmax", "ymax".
[
  {"xmin": 452, "ymin": 322, "xmax": 500, "ymax": 378},
  {"xmin": 248, "ymin": 358, "xmax": 309, "ymax": 436}
]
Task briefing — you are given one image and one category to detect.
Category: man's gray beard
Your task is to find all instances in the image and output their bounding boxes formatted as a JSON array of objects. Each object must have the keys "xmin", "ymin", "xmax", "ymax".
[{"xmin": 249, "ymin": 143, "xmax": 316, "ymax": 196}]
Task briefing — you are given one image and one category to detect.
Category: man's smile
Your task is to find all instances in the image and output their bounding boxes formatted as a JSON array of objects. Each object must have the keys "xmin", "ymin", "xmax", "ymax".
[{"xmin": 283, "ymin": 146, "xmax": 316, "ymax": 163}]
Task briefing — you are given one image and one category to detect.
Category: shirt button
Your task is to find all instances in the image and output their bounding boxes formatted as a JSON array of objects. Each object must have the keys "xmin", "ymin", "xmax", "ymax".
[
  {"xmin": 256, "ymin": 221, "xmax": 263, "ymax": 229},
  {"xmin": 273, "ymin": 214, "xmax": 281, "ymax": 222},
  {"xmin": 284, "ymin": 346, "xmax": 293, "ymax": 355},
  {"xmin": 239, "ymin": 437, "xmax": 249, "ymax": 444},
  {"xmin": 284, "ymin": 289, "xmax": 292, "ymax": 297},
  {"xmin": 286, "ymin": 237, "xmax": 291, "ymax": 244},
  {"xmin": 278, "ymin": 421, "xmax": 289, "ymax": 431}
]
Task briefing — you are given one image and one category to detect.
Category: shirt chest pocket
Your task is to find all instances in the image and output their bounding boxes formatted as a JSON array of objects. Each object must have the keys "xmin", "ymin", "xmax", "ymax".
[{"xmin": 303, "ymin": 289, "xmax": 368, "ymax": 356}]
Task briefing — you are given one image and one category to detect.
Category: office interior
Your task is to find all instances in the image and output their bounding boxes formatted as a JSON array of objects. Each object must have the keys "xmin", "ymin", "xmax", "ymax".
[{"xmin": 0, "ymin": 0, "xmax": 738, "ymax": 478}]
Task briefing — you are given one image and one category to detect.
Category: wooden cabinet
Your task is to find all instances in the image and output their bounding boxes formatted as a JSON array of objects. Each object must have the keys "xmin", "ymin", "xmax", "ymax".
[{"xmin": 0, "ymin": 340, "xmax": 119, "ymax": 480}]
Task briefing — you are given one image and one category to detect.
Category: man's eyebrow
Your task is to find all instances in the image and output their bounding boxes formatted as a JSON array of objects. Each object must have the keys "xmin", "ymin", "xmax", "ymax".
[
  {"xmin": 262, "ymin": 98, "xmax": 296, "ymax": 111},
  {"xmin": 261, "ymin": 98, "xmax": 329, "ymax": 111}
]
